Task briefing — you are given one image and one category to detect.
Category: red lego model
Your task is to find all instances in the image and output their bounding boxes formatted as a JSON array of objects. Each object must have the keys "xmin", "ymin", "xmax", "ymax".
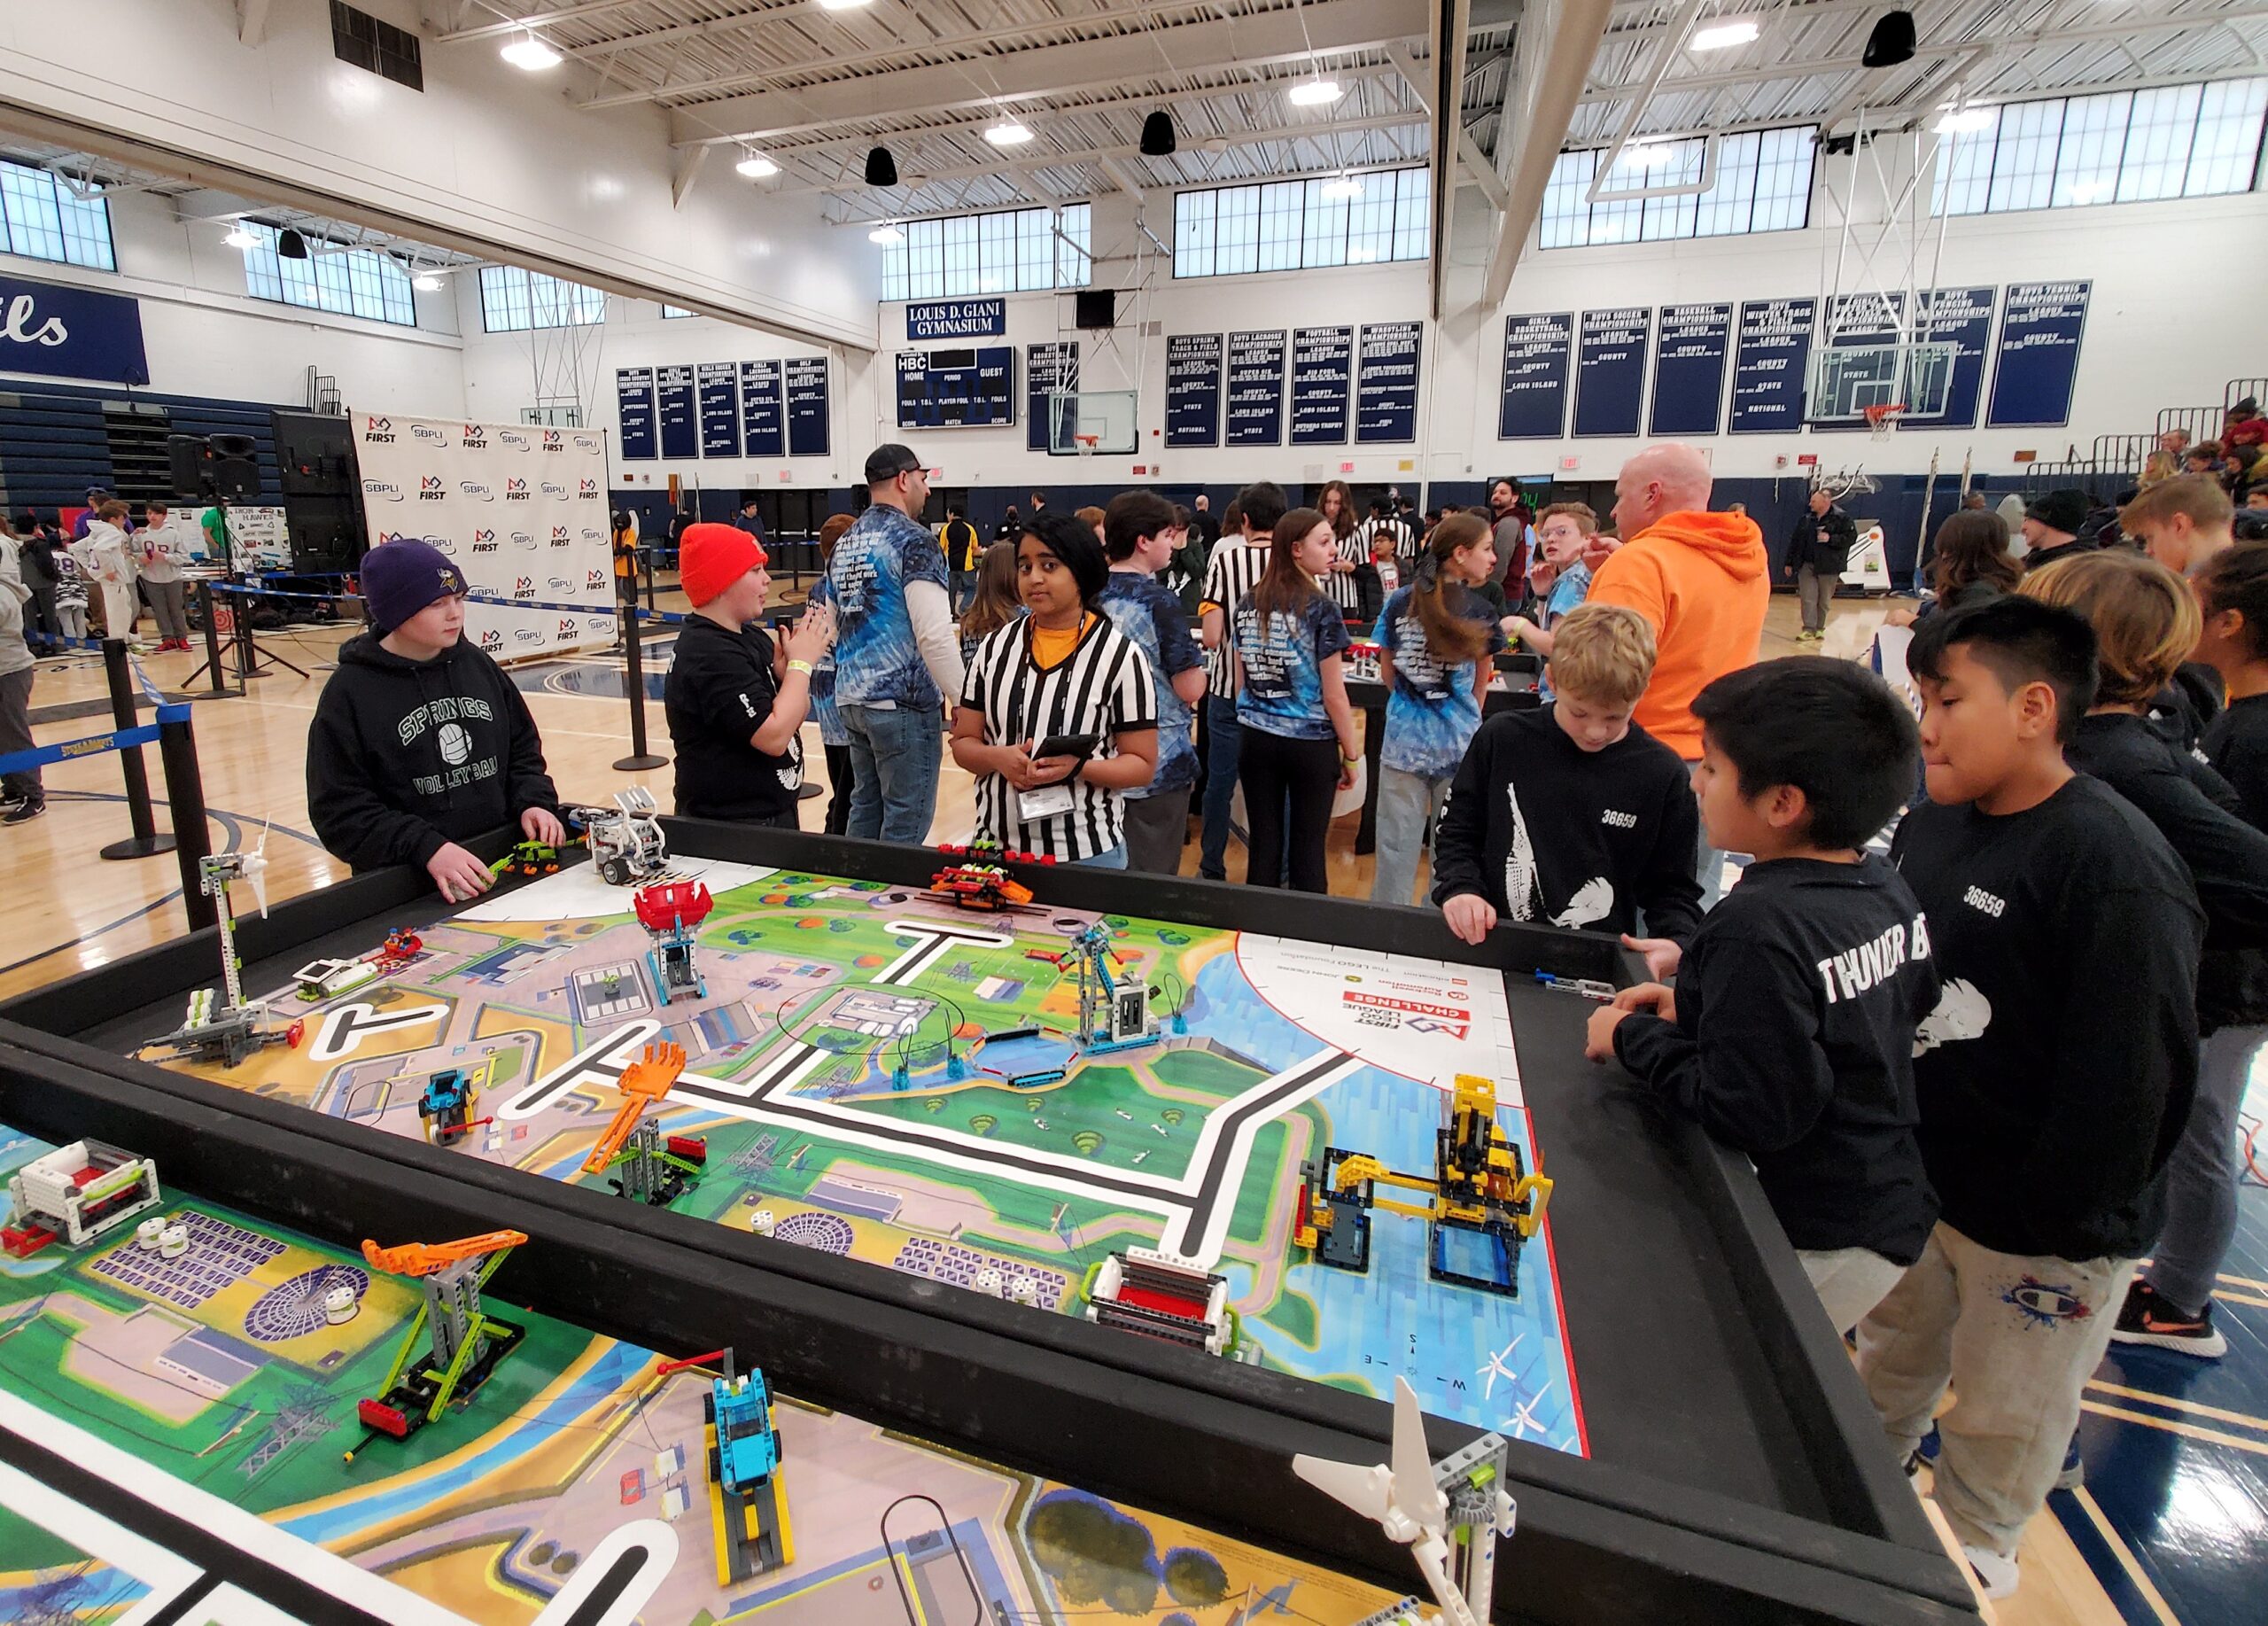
[
  {"xmin": 929, "ymin": 840, "xmax": 1052, "ymax": 912},
  {"xmin": 372, "ymin": 929, "xmax": 423, "ymax": 967},
  {"xmin": 633, "ymin": 880, "xmax": 715, "ymax": 935}
]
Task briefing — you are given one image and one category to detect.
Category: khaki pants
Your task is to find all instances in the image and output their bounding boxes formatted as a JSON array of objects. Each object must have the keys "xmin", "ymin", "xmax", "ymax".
[
  {"xmin": 1857, "ymin": 1222, "xmax": 2133, "ymax": 1558},
  {"xmin": 1798, "ymin": 562, "xmax": 1834, "ymax": 632}
]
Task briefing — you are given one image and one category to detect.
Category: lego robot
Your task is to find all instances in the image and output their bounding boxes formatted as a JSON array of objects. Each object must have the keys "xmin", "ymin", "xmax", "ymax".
[
  {"xmin": 633, "ymin": 880, "xmax": 713, "ymax": 1005},
  {"xmin": 577, "ymin": 788, "xmax": 669, "ymax": 885},
  {"xmin": 928, "ymin": 839, "xmax": 1051, "ymax": 911},
  {"xmin": 1083, "ymin": 1247, "xmax": 1245, "ymax": 1358},
  {"xmin": 417, "ymin": 1063, "xmax": 493, "ymax": 1148},
  {"xmin": 657, "ymin": 1347, "xmax": 794, "ymax": 1586},
  {"xmin": 1026, "ymin": 921, "xmax": 1155, "ymax": 1056},
  {"xmin": 3, "ymin": 1141, "xmax": 161, "ymax": 1258},
  {"xmin": 489, "ymin": 837, "xmax": 567, "ymax": 879},
  {"xmin": 346, "ymin": 1230, "xmax": 528, "ymax": 1460},
  {"xmin": 145, "ymin": 828, "xmax": 303, "ymax": 1067}
]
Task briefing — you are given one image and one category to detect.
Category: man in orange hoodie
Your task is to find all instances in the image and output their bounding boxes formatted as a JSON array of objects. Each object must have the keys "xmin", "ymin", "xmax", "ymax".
[{"xmin": 1588, "ymin": 443, "xmax": 1770, "ymax": 905}]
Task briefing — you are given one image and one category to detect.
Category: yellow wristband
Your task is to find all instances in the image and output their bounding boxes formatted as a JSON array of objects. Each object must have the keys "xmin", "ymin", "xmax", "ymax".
[{"xmin": 787, "ymin": 658, "xmax": 814, "ymax": 675}]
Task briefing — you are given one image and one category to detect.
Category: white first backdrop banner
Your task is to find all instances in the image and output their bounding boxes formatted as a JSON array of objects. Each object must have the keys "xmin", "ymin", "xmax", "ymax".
[{"xmin": 353, "ymin": 411, "xmax": 617, "ymax": 658}]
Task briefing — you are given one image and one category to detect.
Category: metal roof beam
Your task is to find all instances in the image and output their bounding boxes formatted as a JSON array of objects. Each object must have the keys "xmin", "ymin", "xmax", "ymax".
[
  {"xmin": 434, "ymin": 0, "xmax": 687, "ymax": 45},
  {"xmin": 664, "ymin": 0, "xmax": 1431, "ymax": 144},
  {"xmin": 1483, "ymin": 0, "xmax": 1616, "ymax": 309}
]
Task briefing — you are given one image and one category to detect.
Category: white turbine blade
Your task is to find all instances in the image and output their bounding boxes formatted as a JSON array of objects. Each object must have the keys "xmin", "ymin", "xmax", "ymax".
[
  {"xmin": 255, "ymin": 814, "xmax": 271, "ymax": 858},
  {"xmin": 1391, "ymin": 1378, "xmax": 1447, "ymax": 1529},
  {"xmin": 248, "ymin": 865, "xmax": 269, "ymax": 919},
  {"xmin": 1292, "ymin": 1454, "xmax": 1395, "ymax": 1527},
  {"xmin": 1409, "ymin": 1531, "xmax": 1483, "ymax": 1626}
]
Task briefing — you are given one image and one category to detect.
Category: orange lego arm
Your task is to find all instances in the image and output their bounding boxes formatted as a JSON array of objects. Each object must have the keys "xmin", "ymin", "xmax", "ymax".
[{"xmin": 361, "ymin": 1230, "xmax": 529, "ymax": 1277}]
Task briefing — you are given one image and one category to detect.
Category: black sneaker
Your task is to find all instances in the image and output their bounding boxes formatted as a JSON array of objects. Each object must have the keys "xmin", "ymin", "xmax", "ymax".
[
  {"xmin": 2110, "ymin": 1279, "xmax": 2228, "ymax": 1358},
  {"xmin": 2, "ymin": 797, "xmax": 45, "ymax": 826}
]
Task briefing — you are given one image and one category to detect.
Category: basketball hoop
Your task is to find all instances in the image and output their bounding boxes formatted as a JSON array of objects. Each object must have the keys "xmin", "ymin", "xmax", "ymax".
[
  {"xmin": 1865, "ymin": 403, "xmax": 1907, "ymax": 441},
  {"xmin": 1074, "ymin": 434, "xmax": 1099, "ymax": 458}
]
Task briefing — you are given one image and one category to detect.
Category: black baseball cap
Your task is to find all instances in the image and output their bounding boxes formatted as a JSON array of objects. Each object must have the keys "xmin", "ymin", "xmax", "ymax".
[
  {"xmin": 2025, "ymin": 488, "xmax": 2090, "ymax": 536},
  {"xmin": 864, "ymin": 443, "xmax": 925, "ymax": 483}
]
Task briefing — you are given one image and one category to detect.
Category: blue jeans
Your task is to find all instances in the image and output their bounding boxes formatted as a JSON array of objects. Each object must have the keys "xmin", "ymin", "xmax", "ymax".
[
  {"xmin": 950, "ymin": 567, "xmax": 971, "ymax": 612},
  {"xmin": 841, "ymin": 702, "xmax": 942, "ymax": 845},
  {"xmin": 1198, "ymin": 695, "xmax": 1242, "ymax": 878},
  {"xmin": 1076, "ymin": 844, "xmax": 1128, "ymax": 868}
]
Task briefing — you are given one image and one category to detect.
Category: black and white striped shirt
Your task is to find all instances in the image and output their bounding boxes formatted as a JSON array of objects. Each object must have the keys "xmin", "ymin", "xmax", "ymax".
[
  {"xmin": 962, "ymin": 614, "xmax": 1157, "ymax": 861},
  {"xmin": 1324, "ymin": 526, "xmax": 1363, "ymax": 613},
  {"xmin": 1199, "ymin": 537, "xmax": 1273, "ymax": 699}
]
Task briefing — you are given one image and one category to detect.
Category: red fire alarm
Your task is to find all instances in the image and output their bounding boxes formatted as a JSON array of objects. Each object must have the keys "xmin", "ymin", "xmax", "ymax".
[{"xmin": 1797, "ymin": 454, "xmax": 1820, "ymax": 467}]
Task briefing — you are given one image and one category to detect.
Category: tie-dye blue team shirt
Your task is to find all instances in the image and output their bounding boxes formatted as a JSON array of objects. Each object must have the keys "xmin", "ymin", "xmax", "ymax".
[
  {"xmin": 1372, "ymin": 582, "xmax": 1506, "ymax": 776},
  {"xmin": 827, "ymin": 503, "xmax": 948, "ymax": 710},
  {"xmin": 1234, "ymin": 590, "xmax": 1350, "ymax": 741},
  {"xmin": 804, "ymin": 573, "xmax": 847, "ymax": 746},
  {"xmin": 1098, "ymin": 572, "xmax": 1205, "ymax": 797}
]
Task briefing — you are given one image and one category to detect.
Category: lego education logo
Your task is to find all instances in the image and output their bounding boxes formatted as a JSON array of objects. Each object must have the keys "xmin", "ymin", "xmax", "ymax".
[
  {"xmin": 361, "ymin": 414, "xmax": 395, "ymax": 444},
  {"xmin": 364, "ymin": 479, "xmax": 405, "ymax": 502},
  {"xmin": 417, "ymin": 476, "xmax": 447, "ymax": 502}
]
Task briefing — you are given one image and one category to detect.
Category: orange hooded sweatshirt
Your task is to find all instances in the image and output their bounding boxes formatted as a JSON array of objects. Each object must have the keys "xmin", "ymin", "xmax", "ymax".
[{"xmin": 1585, "ymin": 510, "xmax": 1769, "ymax": 760}]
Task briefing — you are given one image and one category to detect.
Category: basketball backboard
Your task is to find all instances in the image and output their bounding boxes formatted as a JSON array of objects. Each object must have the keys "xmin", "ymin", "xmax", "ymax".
[
  {"xmin": 1806, "ymin": 342, "xmax": 1956, "ymax": 422},
  {"xmin": 1046, "ymin": 390, "xmax": 1138, "ymax": 455}
]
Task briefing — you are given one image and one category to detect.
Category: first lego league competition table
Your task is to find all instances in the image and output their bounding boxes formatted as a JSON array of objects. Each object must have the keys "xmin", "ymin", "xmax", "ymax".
[{"xmin": 0, "ymin": 817, "xmax": 1981, "ymax": 1625}]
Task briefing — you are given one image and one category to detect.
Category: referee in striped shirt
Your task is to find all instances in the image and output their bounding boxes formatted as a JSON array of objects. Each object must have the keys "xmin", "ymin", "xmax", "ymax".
[
  {"xmin": 1195, "ymin": 481, "xmax": 1288, "ymax": 880},
  {"xmin": 951, "ymin": 513, "xmax": 1158, "ymax": 866}
]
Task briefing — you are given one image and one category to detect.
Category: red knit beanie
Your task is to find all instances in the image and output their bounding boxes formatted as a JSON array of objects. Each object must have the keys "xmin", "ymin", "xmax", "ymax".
[{"xmin": 680, "ymin": 522, "xmax": 767, "ymax": 608}]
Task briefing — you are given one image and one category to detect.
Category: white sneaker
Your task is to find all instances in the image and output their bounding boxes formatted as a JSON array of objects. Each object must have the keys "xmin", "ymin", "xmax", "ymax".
[{"xmin": 1961, "ymin": 1544, "xmax": 2019, "ymax": 1599}]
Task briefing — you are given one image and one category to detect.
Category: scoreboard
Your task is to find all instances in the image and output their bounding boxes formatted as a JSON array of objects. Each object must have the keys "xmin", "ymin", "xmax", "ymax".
[{"xmin": 897, "ymin": 346, "xmax": 1016, "ymax": 429}]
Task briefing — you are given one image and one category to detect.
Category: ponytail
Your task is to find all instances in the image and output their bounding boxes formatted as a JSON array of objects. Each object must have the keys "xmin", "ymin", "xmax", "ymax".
[{"xmin": 1408, "ymin": 513, "xmax": 1492, "ymax": 665}]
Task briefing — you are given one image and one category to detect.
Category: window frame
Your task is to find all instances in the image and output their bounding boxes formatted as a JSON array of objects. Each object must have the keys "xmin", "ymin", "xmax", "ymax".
[
  {"xmin": 877, "ymin": 203, "xmax": 1092, "ymax": 301},
  {"xmin": 1539, "ymin": 128, "xmax": 1816, "ymax": 250},
  {"xmin": 0, "ymin": 158, "xmax": 117, "ymax": 272},
  {"xmin": 237, "ymin": 221, "xmax": 416, "ymax": 327},
  {"xmin": 478, "ymin": 264, "xmax": 605, "ymax": 332},
  {"xmin": 1170, "ymin": 167, "xmax": 1431, "ymax": 280},
  {"xmin": 1931, "ymin": 78, "xmax": 2267, "ymax": 219}
]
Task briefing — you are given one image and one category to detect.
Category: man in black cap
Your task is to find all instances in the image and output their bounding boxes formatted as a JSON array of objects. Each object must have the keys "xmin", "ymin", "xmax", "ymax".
[
  {"xmin": 2019, "ymin": 489, "xmax": 2095, "ymax": 573},
  {"xmin": 826, "ymin": 443, "xmax": 964, "ymax": 844}
]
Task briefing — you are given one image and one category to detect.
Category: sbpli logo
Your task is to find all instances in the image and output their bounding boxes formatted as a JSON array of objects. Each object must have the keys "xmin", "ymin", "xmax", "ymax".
[
  {"xmin": 591, "ymin": 617, "xmax": 616, "ymax": 637},
  {"xmin": 539, "ymin": 480, "xmax": 567, "ymax": 499},
  {"xmin": 470, "ymin": 529, "xmax": 500, "ymax": 554},
  {"xmin": 427, "ymin": 535, "xmax": 457, "ymax": 556},
  {"xmin": 512, "ymin": 577, "xmax": 536, "ymax": 599},
  {"xmin": 549, "ymin": 525, "xmax": 572, "ymax": 548},
  {"xmin": 510, "ymin": 531, "xmax": 538, "ymax": 551},
  {"xmin": 503, "ymin": 478, "xmax": 532, "ymax": 502},
  {"xmin": 585, "ymin": 568, "xmax": 607, "ymax": 591},
  {"xmin": 514, "ymin": 628, "xmax": 543, "ymax": 644},
  {"xmin": 362, "ymin": 415, "xmax": 395, "ymax": 444},
  {"xmin": 364, "ymin": 479, "xmax": 405, "ymax": 502},
  {"xmin": 410, "ymin": 424, "xmax": 445, "ymax": 443},
  {"xmin": 579, "ymin": 526, "xmax": 603, "ymax": 544},
  {"xmin": 548, "ymin": 576, "xmax": 573, "ymax": 592},
  {"xmin": 459, "ymin": 480, "xmax": 494, "ymax": 501},
  {"xmin": 479, "ymin": 627, "xmax": 504, "ymax": 651},
  {"xmin": 497, "ymin": 429, "xmax": 532, "ymax": 450},
  {"xmin": 416, "ymin": 477, "xmax": 446, "ymax": 502},
  {"xmin": 462, "ymin": 423, "xmax": 489, "ymax": 448},
  {"xmin": 577, "ymin": 478, "xmax": 601, "ymax": 500},
  {"xmin": 572, "ymin": 433, "xmax": 601, "ymax": 454}
]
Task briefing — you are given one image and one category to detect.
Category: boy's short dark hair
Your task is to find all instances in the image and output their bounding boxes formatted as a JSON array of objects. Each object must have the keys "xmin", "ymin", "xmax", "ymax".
[
  {"xmin": 1907, "ymin": 595, "xmax": 2099, "ymax": 745},
  {"xmin": 1103, "ymin": 491, "xmax": 1176, "ymax": 561},
  {"xmin": 948, "ymin": 503, "xmax": 966, "ymax": 518},
  {"xmin": 1237, "ymin": 480, "xmax": 1287, "ymax": 535},
  {"xmin": 1691, "ymin": 657, "xmax": 1919, "ymax": 851}
]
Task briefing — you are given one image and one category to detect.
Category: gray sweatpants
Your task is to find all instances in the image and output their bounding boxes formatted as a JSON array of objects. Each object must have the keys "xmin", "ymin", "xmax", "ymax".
[
  {"xmin": 1858, "ymin": 1223, "xmax": 2133, "ymax": 1559},
  {"xmin": 1121, "ymin": 786, "xmax": 1192, "ymax": 875},
  {"xmin": 144, "ymin": 577, "xmax": 189, "ymax": 642},
  {"xmin": 1799, "ymin": 1246, "xmax": 1909, "ymax": 1336},
  {"xmin": 2145, "ymin": 1023, "xmax": 2265, "ymax": 1313},
  {"xmin": 0, "ymin": 667, "xmax": 36, "ymax": 802}
]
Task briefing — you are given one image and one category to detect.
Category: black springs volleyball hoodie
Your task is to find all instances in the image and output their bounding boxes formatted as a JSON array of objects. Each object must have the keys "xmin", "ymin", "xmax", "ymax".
[{"xmin": 306, "ymin": 632, "xmax": 558, "ymax": 873}]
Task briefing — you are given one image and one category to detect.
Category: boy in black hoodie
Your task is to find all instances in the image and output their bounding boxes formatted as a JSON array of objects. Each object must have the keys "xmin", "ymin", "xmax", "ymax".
[
  {"xmin": 307, "ymin": 539, "xmax": 563, "ymax": 899},
  {"xmin": 1586, "ymin": 658, "xmax": 1939, "ymax": 1335},
  {"xmin": 1860, "ymin": 597, "xmax": 2202, "ymax": 1599}
]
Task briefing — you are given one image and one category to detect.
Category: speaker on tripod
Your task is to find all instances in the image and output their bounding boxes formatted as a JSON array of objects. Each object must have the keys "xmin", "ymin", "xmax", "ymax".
[{"xmin": 271, "ymin": 410, "xmax": 369, "ymax": 573}]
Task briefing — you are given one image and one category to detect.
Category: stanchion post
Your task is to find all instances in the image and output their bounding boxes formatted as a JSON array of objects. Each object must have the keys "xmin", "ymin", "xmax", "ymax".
[
  {"xmin": 97, "ymin": 639, "xmax": 175, "ymax": 860},
  {"xmin": 612, "ymin": 612, "xmax": 669, "ymax": 772},
  {"xmin": 157, "ymin": 708, "xmax": 217, "ymax": 931},
  {"xmin": 197, "ymin": 580, "xmax": 229, "ymax": 696}
]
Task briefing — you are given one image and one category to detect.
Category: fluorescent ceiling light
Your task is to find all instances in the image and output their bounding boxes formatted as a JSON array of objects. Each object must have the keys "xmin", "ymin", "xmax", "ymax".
[
  {"xmin": 869, "ymin": 223, "xmax": 905, "ymax": 245},
  {"xmin": 1287, "ymin": 78, "xmax": 1343, "ymax": 107},
  {"xmin": 222, "ymin": 224, "xmax": 259, "ymax": 249},
  {"xmin": 984, "ymin": 120, "xmax": 1035, "ymax": 147},
  {"xmin": 501, "ymin": 34, "xmax": 562, "ymax": 71},
  {"xmin": 816, "ymin": 0, "xmax": 873, "ymax": 10},
  {"xmin": 1621, "ymin": 141, "xmax": 1678, "ymax": 169},
  {"xmin": 412, "ymin": 271, "xmax": 444, "ymax": 290},
  {"xmin": 1690, "ymin": 20, "xmax": 1760, "ymax": 51},
  {"xmin": 1935, "ymin": 106, "xmax": 1994, "ymax": 133},
  {"xmin": 736, "ymin": 152, "xmax": 780, "ymax": 178},
  {"xmin": 1320, "ymin": 174, "xmax": 1363, "ymax": 199}
]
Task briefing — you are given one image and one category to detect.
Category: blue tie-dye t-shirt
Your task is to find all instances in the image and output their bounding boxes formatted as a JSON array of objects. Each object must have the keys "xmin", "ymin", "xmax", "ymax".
[
  {"xmin": 827, "ymin": 503, "xmax": 949, "ymax": 710},
  {"xmin": 1534, "ymin": 560, "xmax": 1594, "ymax": 702},
  {"xmin": 1234, "ymin": 590, "xmax": 1350, "ymax": 741},
  {"xmin": 804, "ymin": 573, "xmax": 847, "ymax": 747},
  {"xmin": 1372, "ymin": 582, "xmax": 1506, "ymax": 776},
  {"xmin": 1099, "ymin": 571, "xmax": 1205, "ymax": 797}
]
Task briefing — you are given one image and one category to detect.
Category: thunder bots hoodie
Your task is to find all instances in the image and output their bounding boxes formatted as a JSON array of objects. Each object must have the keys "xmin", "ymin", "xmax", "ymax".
[
  {"xmin": 306, "ymin": 632, "xmax": 559, "ymax": 873},
  {"xmin": 1586, "ymin": 510, "xmax": 1769, "ymax": 760}
]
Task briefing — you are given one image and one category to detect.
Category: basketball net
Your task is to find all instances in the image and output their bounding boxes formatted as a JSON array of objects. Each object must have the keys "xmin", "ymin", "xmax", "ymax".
[
  {"xmin": 1865, "ymin": 403, "xmax": 1906, "ymax": 442},
  {"xmin": 1074, "ymin": 434, "xmax": 1099, "ymax": 458}
]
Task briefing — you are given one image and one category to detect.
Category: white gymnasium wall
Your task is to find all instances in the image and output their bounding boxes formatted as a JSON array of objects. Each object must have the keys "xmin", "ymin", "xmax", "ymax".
[
  {"xmin": 0, "ymin": 0, "xmax": 877, "ymax": 350},
  {"xmin": 0, "ymin": 187, "xmax": 466, "ymax": 411}
]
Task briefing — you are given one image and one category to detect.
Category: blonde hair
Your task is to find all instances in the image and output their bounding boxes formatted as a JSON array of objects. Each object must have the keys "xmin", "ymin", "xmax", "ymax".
[
  {"xmin": 1548, "ymin": 603, "xmax": 1656, "ymax": 707},
  {"xmin": 2120, "ymin": 472, "xmax": 2234, "ymax": 534},
  {"xmin": 1535, "ymin": 502, "xmax": 1598, "ymax": 534},
  {"xmin": 2020, "ymin": 550, "xmax": 2199, "ymax": 707}
]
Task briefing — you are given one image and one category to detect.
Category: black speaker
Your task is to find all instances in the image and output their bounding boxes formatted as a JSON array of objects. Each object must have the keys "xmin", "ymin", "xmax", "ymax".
[
  {"xmin": 1074, "ymin": 289, "xmax": 1115, "ymax": 331},
  {"xmin": 284, "ymin": 493, "xmax": 367, "ymax": 573},
  {"xmin": 272, "ymin": 410, "xmax": 360, "ymax": 496},
  {"xmin": 167, "ymin": 432, "xmax": 260, "ymax": 502}
]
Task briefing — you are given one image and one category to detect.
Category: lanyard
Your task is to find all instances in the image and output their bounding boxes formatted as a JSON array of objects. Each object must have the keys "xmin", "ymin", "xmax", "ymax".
[{"xmin": 998, "ymin": 614, "xmax": 1091, "ymax": 746}]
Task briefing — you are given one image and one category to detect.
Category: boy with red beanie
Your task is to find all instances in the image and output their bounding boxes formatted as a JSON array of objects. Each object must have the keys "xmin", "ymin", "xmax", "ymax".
[
  {"xmin": 666, "ymin": 522, "xmax": 835, "ymax": 827},
  {"xmin": 307, "ymin": 537, "xmax": 563, "ymax": 900}
]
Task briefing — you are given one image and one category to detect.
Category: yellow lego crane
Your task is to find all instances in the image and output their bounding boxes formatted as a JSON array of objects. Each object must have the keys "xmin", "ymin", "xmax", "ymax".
[{"xmin": 1293, "ymin": 1075, "xmax": 1551, "ymax": 1296}]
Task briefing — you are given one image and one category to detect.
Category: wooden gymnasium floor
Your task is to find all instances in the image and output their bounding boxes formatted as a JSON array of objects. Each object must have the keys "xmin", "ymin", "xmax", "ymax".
[{"xmin": 0, "ymin": 587, "xmax": 2239, "ymax": 1626}]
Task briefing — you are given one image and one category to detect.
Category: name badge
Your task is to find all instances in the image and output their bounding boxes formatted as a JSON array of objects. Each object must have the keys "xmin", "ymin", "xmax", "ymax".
[{"xmin": 1017, "ymin": 782, "xmax": 1076, "ymax": 822}]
